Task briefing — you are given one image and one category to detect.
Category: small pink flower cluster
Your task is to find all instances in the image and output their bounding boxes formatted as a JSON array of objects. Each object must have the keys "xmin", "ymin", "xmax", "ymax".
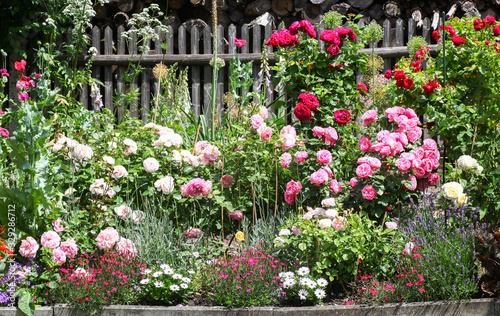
[
  {"xmin": 289, "ymin": 20, "xmax": 317, "ymax": 38},
  {"xmin": 184, "ymin": 227, "xmax": 202, "ymax": 238},
  {"xmin": 250, "ymin": 107, "xmax": 273, "ymax": 141},
  {"xmin": 302, "ymin": 203, "xmax": 347, "ymax": 231},
  {"xmin": 265, "ymin": 29, "xmax": 299, "ymax": 47},
  {"xmin": 284, "ymin": 180, "xmax": 302, "ymax": 205},
  {"xmin": 312, "ymin": 126, "xmax": 339, "ymax": 145},
  {"xmin": 14, "ymin": 60, "xmax": 41, "ymax": 101},
  {"xmin": 194, "ymin": 141, "xmax": 221, "ymax": 166},
  {"xmin": 181, "ymin": 178, "xmax": 213, "ymax": 197},
  {"xmin": 96, "ymin": 227, "xmax": 137, "ymax": 258},
  {"xmin": 147, "ymin": 124, "xmax": 184, "ymax": 148}
]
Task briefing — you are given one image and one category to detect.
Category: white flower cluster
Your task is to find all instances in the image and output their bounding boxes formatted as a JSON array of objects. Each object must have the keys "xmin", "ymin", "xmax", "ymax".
[
  {"xmin": 121, "ymin": 4, "xmax": 168, "ymax": 53},
  {"xmin": 52, "ymin": 136, "xmax": 94, "ymax": 161},
  {"xmin": 457, "ymin": 155, "xmax": 483, "ymax": 174},
  {"xmin": 278, "ymin": 268, "xmax": 328, "ymax": 302},
  {"xmin": 140, "ymin": 264, "xmax": 192, "ymax": 294},
  {"xmin": 442, "ymin": 181, "xmax": 468, "ymax": 207},
  {"xmin": 89, "ymin": 178, "xmax": 115, "ymax": 198},
  {"xmin": 62, "ymin": 0, "xmax": 96, "ymax": 32}
]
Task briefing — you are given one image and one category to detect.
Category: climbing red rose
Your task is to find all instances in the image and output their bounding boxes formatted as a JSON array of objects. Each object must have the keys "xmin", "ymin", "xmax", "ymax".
[
  {"xmin": 334, "ymin": 109, "xmax": 351, "ymax": 125},
  {"xmin": 293, "ymin": 102, "xmax": 311, "ymax": 121}
]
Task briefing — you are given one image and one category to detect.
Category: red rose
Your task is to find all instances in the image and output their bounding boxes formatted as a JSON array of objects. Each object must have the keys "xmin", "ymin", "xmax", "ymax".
[
  {"xmin": 394, "ymin": 70, "xmax": 406, "ymax": 81},
  {"xmin": 334, "ymin": 109, "xmax": 351, "ymax": 125},
  {"xmin": 483, "ymin": 15, "xmax": 496, "ymax": 26},
  {"xmin": 384, "ymin": 69, "xmax": 392, "ymax": 79},
  {"xmin": 423, "ymin": 84, "xmax": 434, "ymax": 94},
  {"xmin": 293, "ymin": 102, "xmax": 311, "ymax": 121},
  {"xmin": 298, "ymin": 92, "xmax": 319, "ymax": 111},
  {"xmin": 452, "ymin": 36, "xmax": 465, "ymax": 47},
  {"xmin": 494, "ymin": 26, "xmax": 500, "ymax": 36},
  {"xmin": 432, "ymin": 30, "xmax": 441, "ymax": 41},
  {"xmin": 403, "ymin": 78, "xmax": 413, "ymax": 89},
  {"xmin": 357, "ymin": 83, "xmax": 368, "ymax": 96}
]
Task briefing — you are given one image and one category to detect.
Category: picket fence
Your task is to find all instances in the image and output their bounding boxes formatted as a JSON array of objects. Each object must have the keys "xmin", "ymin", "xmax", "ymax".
[{"xmin": 82, "ymin": 17, "xmax": 440, "ymax": 122}]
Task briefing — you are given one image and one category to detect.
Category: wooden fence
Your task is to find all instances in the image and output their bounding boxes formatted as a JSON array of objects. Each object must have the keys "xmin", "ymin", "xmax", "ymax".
[{"xmin": 82, "ymin": 16, "xmax": 441, "ymax": 123}]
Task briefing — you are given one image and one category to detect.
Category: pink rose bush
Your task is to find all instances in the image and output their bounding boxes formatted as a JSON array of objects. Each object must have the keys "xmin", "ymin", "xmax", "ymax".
[{"xmin": 181, "ymin": 178, "xmax": 212, "ymax": 197}]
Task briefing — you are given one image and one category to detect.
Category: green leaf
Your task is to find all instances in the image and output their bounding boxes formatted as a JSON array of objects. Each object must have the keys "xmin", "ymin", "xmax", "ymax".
[
  {"xmin": 298, "ymin": 243, "xmax": 307, "ymax": 251},
  {"xmin": 17, "ymin": 290, "xmax": 34, "ymax": 316}
]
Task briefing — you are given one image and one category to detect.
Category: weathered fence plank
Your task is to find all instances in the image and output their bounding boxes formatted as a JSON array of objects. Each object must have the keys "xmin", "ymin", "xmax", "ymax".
[
  {"xmin": 91, "ymin": 26, "xmax": 101, "ymax": 112},
  {"xmin": 191, "ymin": 26, "xmax": 201, "ymax": 120},
  {"xmin": 117, "ymin": 25, "xmax": 126, "ymax": 122},
  {"xmin": 104, "ymin": 26, "xmax": 114, "ymax": 113}
]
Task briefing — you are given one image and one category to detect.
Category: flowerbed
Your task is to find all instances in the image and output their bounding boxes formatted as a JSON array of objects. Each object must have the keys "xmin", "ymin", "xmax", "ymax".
[{"xmin": 1, "ymin": 5, "xmax": 500, "ymax": 316}]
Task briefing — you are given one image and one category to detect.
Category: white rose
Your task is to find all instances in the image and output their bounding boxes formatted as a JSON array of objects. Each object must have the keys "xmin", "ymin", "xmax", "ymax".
[
  {"xmin": 103, "ymin": 156, "xmax": 115, "ymax": 165},
  {"xmin": 154, "ymin": 175, "xmax": 175, "ymax": 194},
  {"xmin": 131, "ymin": 210, "xmax": 144, "ymax": 224},
  {"xmin": 124, "ymin": 145, "xmax": 137, "ymax": 156},
  {"xmin": 123, "ymin": 139, "xmax": 137, "ymax": 147},
  {"xmin": 66, "ymin": 139, "xmax": 79, "ymax": 148},
  {"xmin": 318, "ymin": 218, "xmax": 332, "ymax": 229},
  {"xmin": 143, "ymin": 158, "xmax": 160, "ymax": 173},
  {"xmin": 144, "ymin": 122, "xmax": 158, "ymax": 129},
  {"xmin": 56, "ymin": 136, "xmax": 67, "ymax": 145},
  {"xmin": 108, "ymin": 141, "xmax": 118, "ymax": 149},
  {"xmin": 64, "ymin": 188, "xmax": 76, "ymax": 196},
  {"xmin": 72, "ymin": 144, "xmax": 93, "ymax": 160},
  {"xmin": 114, "ymin": 205, "xmax": 131, "ymax": 218},
  {"xmin": 442, "ymin": 181, "xmax": 464, "ymax": 200},
  {"xmin": 457, "ymin": 155, "xmax": 477, "ymax": 171},
  {"xmin": 172, "ymin": 150, "xmax": 183, "ymax": 164},
  {"xmin": 475, "ymin": 165, "xmax": 483, "ymax": 175},
  {"xmin": 273, "ymin": 236, "xmax": 285, "ymax": 247},
  {"xmin": 321, "ymin": 198, "xmax": 336, "ymax": 208},
  {"xmin": 170, "ymin": 133, "xmax": 183, "ymax": 148},
  {"xmin": 279, "ymin": 229, "xmax": 291, "ymax": 236},
  {"xmin": 112, "ymin": 165, "xmax": 128, "ymax": 179},
  {"xmin": 325, "ymin": 209, "xmax": 338, "ymax": 219}
]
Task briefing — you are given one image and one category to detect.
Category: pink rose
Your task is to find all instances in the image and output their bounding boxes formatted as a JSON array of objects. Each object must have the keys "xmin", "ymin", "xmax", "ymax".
[
  {"xmin": 258, "ymin": 125, "xmax": 273, "ymax": 141},
  {"xmin": 362, "ymin": 110, "xmax": 378, "ymax": 126},
  {"xmin": 395, "ymin": 115, "xmax": 409, "ymax": 131},
  {"xmin": 330, "ymin": 179, "xmax": 342, "ymax": 193},
  {"xmin": 294, "ymin": 151, "xmax": 308, "ymax": 163},
  {"xmin": 259, "ymin": 106, "xmax": 269, "ymax": 119},
  {"xmin": 401, "ymin": 152, "xmax": 415, "ymax": 161},
  {"xmin": 185, "ymin": 178, "xmax": 212, "ymax": 197},
  {"xmin": 422, "ymin": 139, "xmax": 437, "ymax": 151},
  {"xmin": 414, "ymin": 147, "xmax": 425, "ymax": 160},
  {"xmin": 220, "ymin": 175, "xmax": 234, "ymax": 188},
  {"xmin": 203, "ymin": 145, "xmax": 221, "ymax": 162},
  {"xmin": 407, "ymin": 127, "xmax": 422, "ymax": 143},
  {"xmin": 356, "ymin": 163, "xmax": 372, "ymax": 178},
  {"xmin": 428, "ymin": 173, "xmax": 440, "ymax": 186},
  {"xmin": 321, "ymin": 166, "xmax": 333, "ymax": 178},
  {"xmin": 405, "ymin": 108, "xmax": 418, "ymax": 118},
  {"xmin": 367, "ymin": 157, "xmax": 381, "ymax": 170},
  {"xmin": 302, "ymin": 212, "xmax": 313, "ymax": 220},
  {"xmin": 324, "ymin": 127, "xmax": 339, "ymax": 145},
  {"xmin": 286, "ymin": 180, "xmax": 302, "ymax": 195},
  {"xmin": 112, "ymin": 165, "xmax": 129, "ymax": 179},
  {"xmin": 358, "ymin": 136, "xmax": 372, "ymax": 152},
  {"xmin": 385, "ymin": 107, "xmax": 399, "ymax": 122},
  {"xmin": 52, "ymin": 218, "xmax": 68, "ymax": 233},
  {"xmin": 60, "ymin": 239, "xmax": 78, "ymax": 258},
  {"xmin": 228, "ymin": 210, "xmax": 243, "ymax": 220},
  {"xmin": 422, "ymin": 158, "xmax": 434, "ymax": 173},
  {"xmin": 395, "ymin": 133, "xmax": 408, "ymax": 147},
  {"xmin": 251, "ymin": 114, "xmax": 264, "ymax": 129},
  {"xmin": 180, "ymin": 184, "xmax": 188, "ymax": 197},
  {"xmin": 19, "ymin": 237, "xmax": 39, "ymax": 258},
  {"xmin": 184, "ymin": 228, "xmax": 202, "ymax": 238},
  {"xmin": 143, "ymin": 157, "xmax": 160, "ymax": 173},
  {"xmin": 281, "ymin": 135, "xmax": 296, "ymax": 151},
  {"xmin": 403, "ymin": 175, "xmax": 417, "ymax": 191},
  {"xmin": 317, "ymin": 150, "xmax": 332, "ymax": 165},
  {"xmin": 280, "ymin": 153, "xmax": 293, "ymax": 169},
  {"xmin": 194, "ymin": 141, "xmax": 210, "ymax": 155},
  {"xmin": 202, "ymin": 180, "xmax": 212, "ymax": 196},
  {"xmin": 350, "ymin": 178, "xmax": 358, "ymax": 188},
  {"xmin": 292, "ymin": 226, "xmax": 301, "ymax": 236},
  {"xmin": 361, "ymin": 185, "xmax": 377, "ymax": 200},
  {"xmin": 96, "ymin": 227, "xmax": 120, "ymax": 250},
  {"xmin": 395, "ymin": 157, "xmax": 411, "ymax": 172},
  {"xmin": 41, "ymin": 231, "xmax": 61, "ymax": 249},
  {"xmin": 52, "ymin": 248, "xmax": 67, "ymax": 266},
  {"xmin": 321, "ymin": 197, "xmax": 336, "ymax": 208},
  {"xmin": 114, "ymin": 205, "xmax": 132, "ymax": 218},
  {"xmin": 385, "ymin": 222, "xmax": 398, "ymax": 229},
  {"xmin": 313, "ymin": 126, "xmax": 325, "ymax": 137},
  {"xmin": 377, "ymin": 130, "xmax": 391, "ymax": 142},
  {"xmin": 0, "ymin": 127, "xmax": 9, "ymax": 138},
  {"xmin": 310, "ymin": 169, "xmax": 329, "ymax": 185},
  {"xmin": 332, "ymin": 217, "xmax": 346, "ymax": 231},
  {"xmin": 284, "ymin": 191, "xmax": 296, "ymax": 205},
  {"xmin": 115, "ymin": 237, "xmax": 137, "ymax": 258}
]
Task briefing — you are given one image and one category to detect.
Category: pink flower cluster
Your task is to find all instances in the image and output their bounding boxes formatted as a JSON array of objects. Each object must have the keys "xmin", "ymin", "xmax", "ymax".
[
  {"xmin": 284, "ymin": 180, "xmax": 302, "ymax": 205},
  {"xmin": 302, "ymin": 204, "xmax": 347, "ymax": 231},
  {"xmin": 265, "ymin": 29, "xmax": 299, "ymax": 47},
  {"xmin": 181, "ymin": 178, "xmax": 213, "ymax": 197},
  {"xmin": 310, "ymin": 166, "xmax": 333, "ymax": 186},
  {"xmin": 289, "ymin": 20, "xmax": 317, "ymax": 38},
  {"xmin": 194, "ymin": 141, "xmax": 221, "ymax": 165},
  {"xmin": 279, "ymin": 153, "xmax": 292, "ymax": 169},
  {"xmin": 96, "ymin": 227, "xmax": 137, "ymax": 258},
  {"xmin": 312, "ymin": 126, "xmax": 339, "ymax": 145},
  {"xmin": 251, "ymin": 111, "xmax": 273, "ymax": 142},
  {"xmin": 356, "ymin": 157, "xmax": 381, "ymax": 179},
  {"xmin": 398, "ymin": 139, "xmax": 440, "ymax": 190},
  {"xmin": 184, "ymin": 227, "xmax": 202, "ymax": 238}
]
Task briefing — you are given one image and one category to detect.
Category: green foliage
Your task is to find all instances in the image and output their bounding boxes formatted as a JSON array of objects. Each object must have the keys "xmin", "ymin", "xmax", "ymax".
[
  {"xmin": 322, "ymin": 11, "xmax": 343, "ymax": 30},
  {"xmin": 278, "ymin": 210, "xmax": 400, "ymax": 284},
  {"xmin": 406, "ymin": 36, "xmax": 428, "ymax": 58}
]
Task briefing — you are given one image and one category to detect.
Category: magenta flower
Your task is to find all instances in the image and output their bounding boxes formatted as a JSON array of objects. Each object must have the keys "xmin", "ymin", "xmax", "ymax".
[{"xmin": 234, "ymin": 38, "xmax": 246, "ymax": 48}]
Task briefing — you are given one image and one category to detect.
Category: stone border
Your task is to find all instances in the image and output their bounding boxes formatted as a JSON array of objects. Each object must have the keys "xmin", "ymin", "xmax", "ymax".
[{"xmin": 1, "ymin": 299, "xmax": 499, "ymax": 316}]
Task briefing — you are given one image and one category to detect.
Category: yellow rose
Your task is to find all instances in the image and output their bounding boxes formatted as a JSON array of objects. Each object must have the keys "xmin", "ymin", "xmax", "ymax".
[
  {"xmin": 456, "ymin": 193, "xmax": 468, "ymax": 207},
  {"xmin": 442, "ymin": 182, "xmax": 463, "ymax": 200},
  {"xmin": 235, "ymin": 231, "xmax": 244, "ymax": 242}
]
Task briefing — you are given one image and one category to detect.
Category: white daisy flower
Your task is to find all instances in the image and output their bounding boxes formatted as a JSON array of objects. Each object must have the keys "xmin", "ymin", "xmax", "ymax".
[
  {"xmin": 172, "ymin": 273, "xmax": 183, "ymax": 279},
  {"xmin": 182, "ymin": 277, "xmax": 191, "ymax": 283},
  {"xmin": 297, "ymin": 267, "xmax": 310, "ymax": 276},
  {"xmin": 316, "ymin": 278, "xmax": 328, "ymax": 287},
  {"xmin": 160, "ymin": 264, "xmax": 170, "ymax": 270},
  {"xmin": 154, "ymin": 281, "xmax": 164, "ymax": 288},
  {"xmin": 285, "ymin": 272, "xmax": 295, "ymax": 279},
  {"xmin": 193, "ymin": 252, "xmax": 199, "ymax": 258},
  {"xmin": 152, "ymin": 271, "xmax": 163, "ymax": 278},
  {"xmin": 170, "ymin": 284, "xmax": 180, "ymax": 291},
  {"xmin": 315, "ymin": 288, "xmax": 326, "ymax": 299},
  {"xmin": 142, "ymin": 269, "xmax": 152, "ymax": 275},
  {"xmin": 282, "ymin": 278, "xmax": 296, "ymax": 289},
  {"xmin": 163, "ymin": 268, "xmax": 174, "ymax": 275},
  {"xmin": 180, "ymin": 283, "xmax": 188, "ymax": 289},
  {"xmin": 298, "ymin": 289, "xmax": 308, "ymax": 300},
  {"xmin": 188, "ymin": 270, "xmax": 195, "ymax": 274},
  {"xmin": 140, "ymin": 279, "xmax": 150, "ymax": 284},
  {"xmin": 306, "ymin": 280, "xmax": 317, "ymax": 289},
  {"xmin": 299, "ymin": 277, "xmax": 312, "ymax": 287}
]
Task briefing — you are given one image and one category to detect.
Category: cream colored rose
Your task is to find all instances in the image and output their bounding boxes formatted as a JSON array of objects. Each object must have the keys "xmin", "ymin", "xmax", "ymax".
[
  {"xmin": 319, "ymin": 218, "xmax": 332, "ymax": 229},
  {"xmin": 112, "ymin": 165, "xmax": 128, "ymax": 179},
  {"xmin": 154, "ymin": 175, "xmax": 174, "ymax": 194},
  {"xmin": 143, "ymin": 157, "xmax": 160, "ymax": 173},
  {"xmin": 456, "ymin": 193, "xmax": 468, "ymax": 207},
  {"xmin": 442, "ymin": 181, "xmax": 464, "ymax": 200},
  {"xmin": 72, "ymin": 144, "xmax": 93, "ymax": 160},
  {"xmin": 457, "ymin": 155, "xmax": 478, "ymax": 171},
  {"xmin": 103, "ymin": 156, "xmax": 115, "ymax": 165}
]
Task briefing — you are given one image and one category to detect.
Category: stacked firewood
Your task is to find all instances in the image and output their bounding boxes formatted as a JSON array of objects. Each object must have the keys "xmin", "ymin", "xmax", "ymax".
[{"xmin": 92, "ymin": 0, "xmax": 500, "ymax": 31}]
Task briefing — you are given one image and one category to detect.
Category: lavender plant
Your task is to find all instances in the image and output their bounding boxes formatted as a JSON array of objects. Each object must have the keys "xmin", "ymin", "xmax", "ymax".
[{"xmin": 399, "ymin": 193, "xmax": 482, "ymax": 301}]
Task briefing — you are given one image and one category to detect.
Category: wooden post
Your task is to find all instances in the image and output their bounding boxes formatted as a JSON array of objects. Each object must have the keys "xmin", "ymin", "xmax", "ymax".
[
  {"xmin": 91, "ymin": 26, "xmax": 101, "ymax": 112},
  {"xmin": 104, "ymin": 26, "xmax": 114, "ymax": 113},
  {"xmin": 117, "ymin": 25, "xmax": 126, "ymax": 122},
  {"xmin": 191, "ymin": 26, "xmax": 201, "ymax": 120}
]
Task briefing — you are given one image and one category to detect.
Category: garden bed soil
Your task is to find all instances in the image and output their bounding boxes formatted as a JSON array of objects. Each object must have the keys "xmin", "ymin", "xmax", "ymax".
[{"xmin": 1, "ymin": 299, "xmax": 499, "ymax": 316}]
